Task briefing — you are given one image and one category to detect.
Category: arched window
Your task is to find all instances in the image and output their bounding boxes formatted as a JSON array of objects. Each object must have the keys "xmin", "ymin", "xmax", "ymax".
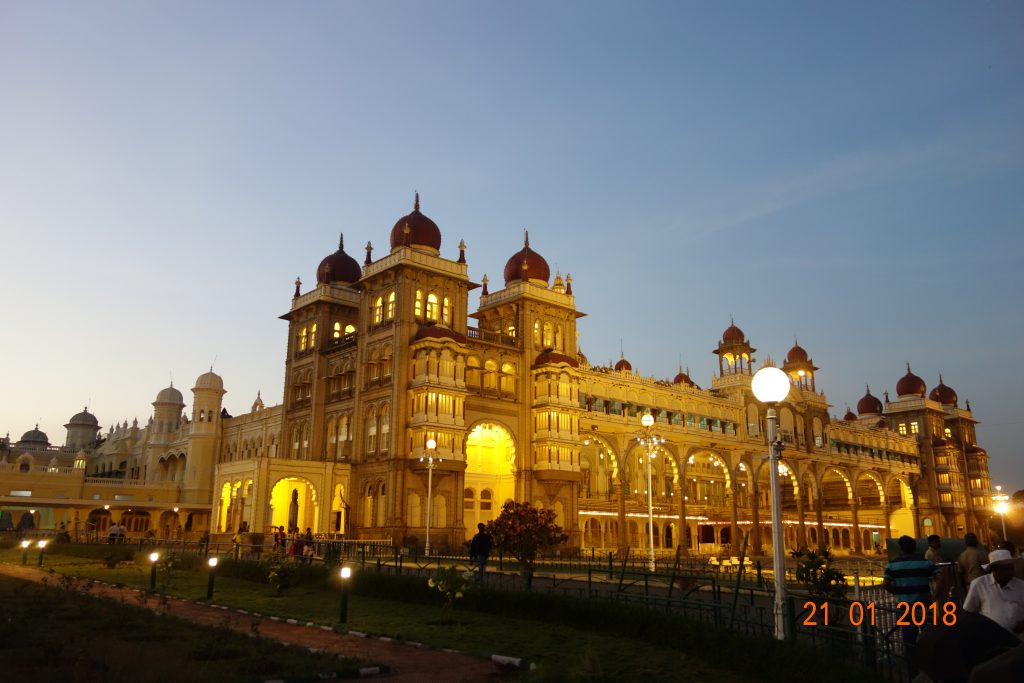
[
  {"xmin": 543, "ymin": 322, "xmax": 554, "ymax": 348},
  {"xmin": 533, "ymin": 321, "xmax": 540, "ymax": 348},
  {"xmin": 555, "ymin": 324, "xmax": 563, "ymax": 351},
  {"xmin": 480, "ymin": 489, "xmax": 493, "ymax": 513},
  {"xmin": 373, "ymin": 296, "xmax": 383, "ymax": 324},
  {"xmin": 466, "ymin": 356, "xmax": 482, "ymax": 387},
  {"xmin": 381, "ymin": 345, "xmax": 393, "ymax": 380},
  {"xmin": 426, "ymin": 293, "xmax": 439, "ymax": 321},
  {"xmin": 386, "ymin": 292, "xmax": 396, "ymax": 320},
  {"xmin": 415, "ymin": 290, "xmax": 423, "ymax": 318},
  {"xmin": 298, "ymin": 326, "xmax": 308, "ymax": 351},
  {"xmin": 442, "ymin": 296, "xmax": 451, "ymax": 324},
  {"xmin": 464, "ymin": 488, "xmax": 476, "ymax": 511},
  {"xmin": 379, "ymin": 404, "xmax": 390, "ymax": 453},
  {"xmin": 500, "ymin": 362, "xmax": 515, "ymax": 393},
  {"xmin": 344, "ymin": 324, "xmax": 356, "ymax": 334},
  {"xmin": 327, "ymin": 418, "xmax": 337, "ymax": 455},
  {"xmin": 291, "ymin": 425, "xmax": 301, "ymax": 457},
  {"xmin": 366, "ymin": 408, "xmax": 377, "ymax": 453},
  {"xmin": 333, "ymin": 321, "xmax": 341, "ymax": 339},
  {"xmin": 309, "ymin": 323, "xmax": 317, "ymax": 348},
  {"xmin": 483, "ymin": 359, "xmax": 498, "ymax": 390},
  {"xmin": 300, "ymin": 423, "xmax": 310, "ymax": 459}
]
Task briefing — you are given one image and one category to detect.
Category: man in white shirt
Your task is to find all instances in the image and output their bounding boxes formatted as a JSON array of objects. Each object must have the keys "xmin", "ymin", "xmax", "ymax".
[{"xmin": 963, "ymin": 549, "xmax": 1024, "ymax": 635}]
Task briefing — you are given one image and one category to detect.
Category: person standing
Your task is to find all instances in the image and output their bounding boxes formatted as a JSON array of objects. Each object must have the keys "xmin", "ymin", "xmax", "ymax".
[
  {"xmin": 884, "ymin": 535, "xmax": 944, "ymax": 673},
  {"xmin": 469, "ymin": 523, "xmax": 492, "ymax": 581},
  {"xmin": 924, "ymin": 535, "xmax": 943, "ymax": 563},
  {"xmin": 958, "ymin": 532, "xmax": 989, "ymax": 591},
  {"xmin": 962, "ymin": 549, "xmax": 1024, "ymax": 635}
]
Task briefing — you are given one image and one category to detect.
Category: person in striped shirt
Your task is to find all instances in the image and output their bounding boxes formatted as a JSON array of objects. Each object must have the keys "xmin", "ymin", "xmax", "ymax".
[{"xmin": 884, "ymin": 535, "xmax": 945, "ymax": 671}]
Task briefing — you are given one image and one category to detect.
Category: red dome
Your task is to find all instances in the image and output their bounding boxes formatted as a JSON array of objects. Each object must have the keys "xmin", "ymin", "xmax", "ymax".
[
  {"xmin": 722, "ymin": 321, "xmax": 745, "ymax": 343},
  {"xmin": 534, "ymin": 349, "xmax": 579, "ymax": 368},
  {"xmin": 896, "ymin": 364, "xmax": 926, "ymax": 398},
  {"xmin": 502, "ymin": 231, "xmax": 550, "ymax": 285},
  {"xmin": 857, "ymin": 387, "xmax": 883, "ymax": 415},
  {"xmin": 614, "ymin": 356, "xmax": 632, "ymax": 372},
  {"xmin": 673, "ymin": 370, "xmax": 694, "ymax": 386},
  {"xmin": 786, "ymin": 343, "xmax": 808, "ymax": 363},
  {"xmin": 928, "ymin": 375, "xmax": 958, "ymax": 406},
  {"xmin": 389, "ymin": 193, "xmax": 441, "ymax": 251},
  {"xmin": 413, "ymin": 322, "xmax": 466, "ymax": 344},
  {"xmin": 843, "ymin": 408, "xmax": 857, "ymax": 421},
  {"xmin": 316, "ymin": 233, "xmax": 362, "ymax": 284}
]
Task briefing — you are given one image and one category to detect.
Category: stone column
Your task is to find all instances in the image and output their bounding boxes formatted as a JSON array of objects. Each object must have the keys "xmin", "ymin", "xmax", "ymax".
[
  {"xmin": 851, "ymin": 497, "xmax": 863, "ymax": 554},
  {"xmin": 751, "ymin": 480, "xmax": 763, "ymax": 556},
  {"xmin": 615, "ymin": 480, "xmax": 628, "ymax": 556},
  {"xmin": 796, "ymin": 493, "xmax": 807, "ymax": 550},
  {"xmin": 730, "ymin": 485, "xmax": 740, "ymax": 553},
  {"xmin": 815, "ymin": 496, "xmax": 826, "ymax": 551},
  {"xmin": 677, "ymin": 484, "xmax": 688, "ymax": 556}
]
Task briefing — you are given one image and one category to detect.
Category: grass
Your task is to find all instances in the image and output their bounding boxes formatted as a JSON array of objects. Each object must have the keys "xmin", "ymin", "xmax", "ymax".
[
  {"xmin": 0, "ymin": 547, "xmax": 876, "ymax": 682},
  {"xmin": 0, "ymin": 573, "xmax": 375, "ymax": 683}
]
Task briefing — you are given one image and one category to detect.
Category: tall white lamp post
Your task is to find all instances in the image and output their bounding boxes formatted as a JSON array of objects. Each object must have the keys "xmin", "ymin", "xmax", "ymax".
[
  {"xmin": 994, "ymin": 485, "xmax": 1010, "ymax": 541},
  {"xmin": 751, "ymin": 364, "xmax": 791, "ymax": 641},
  {"xmin": 420, "ymin": 438, "xmax": 441, "ymax": 557},
  {"xmin": 638, "ymin": 412, "xmax": 664, "ymax": 573}
]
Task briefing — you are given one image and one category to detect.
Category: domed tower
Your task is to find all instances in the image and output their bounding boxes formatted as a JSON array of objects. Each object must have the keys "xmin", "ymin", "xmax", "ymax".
[
  {"xmin": 782, "ymin": 339, "xmax": 817, "ymax": 391},
  {"xmin": 502, "ymin": 231, "xmax": 551, "ymax": 287},
  {"xmin": 713, "ymin": 318, "xmax": 756, "ymax": 378},
  {"xmin": 614, "ymin": 353, "xmax": 632, "ymax": 373},
  {"xmin": 929, "ymin": 375, "xmax": 958, "ymax": 407},
  {"xmin": 188, "ymin": 370, "xmax": 225, "ymax": 498},
  {"xmin": 64, "ymin": 407, "xmax": 100, "ymax": 449},
  {"xmin": 152, "ymin": 384, "xmax": 185, "ymax": 439},
  {"xmin": 389, "ymin": 192, "xmax": 442, "ymax": 255},
  {"xmin": 896, "ymin": 363, "xmax": 927, "ymax": 398},
  {"xmin": 673, "ymin": 366, "xmax": 699, "ymax": 389},
  {"xmin": 15, "ymin": 426, "xmax": 49, "ymax": 450},
  {"xmin": 856, "ymin": 386, "xmax": 883, "ymax": 416},
  {"xmin": 316, "ymin": 233, "xmax": 363, "ymax": 286}
]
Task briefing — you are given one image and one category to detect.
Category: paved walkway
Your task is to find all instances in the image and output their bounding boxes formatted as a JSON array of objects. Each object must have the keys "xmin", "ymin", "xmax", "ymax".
[{"xmin": 0, "ymin": 563, "xmax": 515, "ymax": 682}]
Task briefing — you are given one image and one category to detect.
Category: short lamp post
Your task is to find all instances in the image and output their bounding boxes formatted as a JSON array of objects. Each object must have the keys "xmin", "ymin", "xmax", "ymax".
[
  {"xmin": 21, "ymin": 539, "xmax": 31, "ymax": 565},
  {"xmin": 994, "ymin": 485, "xmax": 1010, "ymax": 541},
  {"xmin": 638, "ymin": 412, "xmax": 664, "ymax": 572},
  {"xmin": 36, "ymin": 540, "xmax": 48, "ymax": 567},
  {"xmin": 751, "ymin": 364, "xmax": 791, "ymax": 641},
  {"xmin": 149, "ymin": 551, "xmax": 160, "ymax": 590},
  {"xmin": 206, "ymin": 557, "xmax": 219, "ymax": 600},
  {"xmin": 339, "ymin": 566, "xmax": 352, "ymax": 623},
  {"xmin": 420, "ymin": 438, "xmax": 441, "ymax": 558}
]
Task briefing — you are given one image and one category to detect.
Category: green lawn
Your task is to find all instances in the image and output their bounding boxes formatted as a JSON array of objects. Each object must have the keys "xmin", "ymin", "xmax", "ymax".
[{"xmin": 0, "ymin": 573, "xmax": 374, "ymax": 683}]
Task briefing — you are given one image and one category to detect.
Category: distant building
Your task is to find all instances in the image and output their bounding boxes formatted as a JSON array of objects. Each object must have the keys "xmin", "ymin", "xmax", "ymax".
[{"xmin": 0, "ymin": 196, "xmax": 994, "ymax": 552}]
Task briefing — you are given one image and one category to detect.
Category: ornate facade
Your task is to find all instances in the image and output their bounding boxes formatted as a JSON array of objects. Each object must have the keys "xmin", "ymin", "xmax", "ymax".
[{"xmin": 0, "ymin": 196, "xmax": 995, "ymax": 554}]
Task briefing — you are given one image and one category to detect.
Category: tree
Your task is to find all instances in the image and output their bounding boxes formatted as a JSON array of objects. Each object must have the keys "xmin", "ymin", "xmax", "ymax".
[
  {"xmin": 486, "ymin": 501, "xmax": 567, "ymax": 584},
  {"xmin": 791, "ymin": 547, "xmax": 847, "ymax": 599}
]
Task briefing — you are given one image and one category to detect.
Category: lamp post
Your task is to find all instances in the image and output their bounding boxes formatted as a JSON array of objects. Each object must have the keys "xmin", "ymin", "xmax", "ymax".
[
  {"xmin": 638, "ymin": 412, "xmax": 664, "ymax": 572},
  {"xmin": 420, "ymin": 438, "xmax": 441, "ymax": 558},
  {"xmin": 339, "ymin": 566, "xmax": 352, "ymax": 623},
  {"xmin": 994, "ymin": 485, "xmax": 1010, "ymax": 541},
  {"xmin": 37, "ymin": 539, "xmax": 48, "ymax": 567},
  {"xmin": 751, "ymin": 364, "xmax": 791, "ymax": 641},
  {"xmin": 21, "ymin": 539, "xmax": 31, "ymax": 565},
  {"xmin": 149, "ymin": 551, "xmax": 160, "ymax": 590},
  {"xmin": 206, "ymin": 557, "xmax": 218, "ymax": 600}
]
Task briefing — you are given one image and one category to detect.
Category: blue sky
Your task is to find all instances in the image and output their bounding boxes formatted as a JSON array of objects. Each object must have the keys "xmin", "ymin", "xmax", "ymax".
[{"xmin": 2, "ymin": 2, "xmax": 1022, "ymax": 490}]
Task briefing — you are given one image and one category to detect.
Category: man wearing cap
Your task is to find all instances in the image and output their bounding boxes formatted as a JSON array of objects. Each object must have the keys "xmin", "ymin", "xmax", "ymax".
[{"xmin": 962, "ymin": 549, "xmax": 1024, "ymax": 635}]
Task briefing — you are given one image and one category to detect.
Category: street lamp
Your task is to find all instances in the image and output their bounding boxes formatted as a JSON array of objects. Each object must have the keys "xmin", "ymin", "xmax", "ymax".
[
  {"xmin": 994, "ymin": 485, "xmax": 1010, "ymax": 541},
  {"xmin": 21, "ymin": 539, "xmax": 31, "ymax": 565},
  {"xmin": 751, "ymin": 364, "xmax": 791, "ymax": 641},
  {"xmin": 339, "ymin": 566, "xmax": 352, "ymax": 623},
  {"xmin": 206, "ymin": 557, "xmax": 219, "ymax": 600},
  {"xmin": 637, "ymin": 412, "xmax": 664, "ymax": 572},
  {"xmin": 149, "ymin": 551, "xmax": 160, "ymax": 590},
  {"xmin": 37, "ymin": 539, "xmax": 48, "ymax": 567},
  {"xmin": 420, "ymin": 438, "xmax": 441, "ymax": 557}
]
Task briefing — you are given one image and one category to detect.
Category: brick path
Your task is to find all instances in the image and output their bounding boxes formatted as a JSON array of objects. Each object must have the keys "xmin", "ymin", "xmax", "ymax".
[{"xmin": 0, "ymin": 563, "xmax": 514, "ymax": 681}]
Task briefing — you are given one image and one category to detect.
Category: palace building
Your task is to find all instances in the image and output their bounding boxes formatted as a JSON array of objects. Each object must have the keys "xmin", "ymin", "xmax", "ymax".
[{"xmin": 0, "ymin": 196, "xmax": 995, "ymax": 554}]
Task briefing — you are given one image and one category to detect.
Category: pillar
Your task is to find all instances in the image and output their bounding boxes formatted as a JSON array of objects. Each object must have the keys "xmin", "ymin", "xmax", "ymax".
[
  {"xmin": 851, "ymin": 497, "xmax": 863, "ymax": 554},
  {"xmin": 796, "ymin": 494, "xmax": 807, "ymax": 550},
  {"xmin": 751, "ymin": 480, "xmax": 763, "ymax": 556},
  {"xmin": 615, "ymin": 480, "xmax": 628, "ymax": 555},
  {"xmin": 677, "ymin": 484, "xmax": 688, "ymax": 556}
]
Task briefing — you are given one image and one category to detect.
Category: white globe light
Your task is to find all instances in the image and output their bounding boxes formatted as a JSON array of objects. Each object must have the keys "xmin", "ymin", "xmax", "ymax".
[
  {"xmin": 426, "ymin": 438, "xmax": 437, "ymax": 450},
  {"xmin": 641, "ymin": 413, "xmax": 654, "ymax": 428},
  {"xmin": 996, "ymin": 501, "xmax": 1009, "ymax": 515},
  {"xmin": 149, "ymin": 552, "xmax": 159, "ymax": 562},
  {"xmin": 208, "ymin": 557, "xmax": 218, "ymax": 568},
  {"xmin": 752, "ymin": 366, "xmax": 790, "ymax": 403},
  {"xmin": 340, "ymin": 566, "xmax": 352, "ymax": 579}
]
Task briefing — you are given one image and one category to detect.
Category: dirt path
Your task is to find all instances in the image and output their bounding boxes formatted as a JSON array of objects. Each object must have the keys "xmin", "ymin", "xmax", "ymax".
[{"xmin": 0, "ymin": 563, "xmax": 515, "ymax": 682}]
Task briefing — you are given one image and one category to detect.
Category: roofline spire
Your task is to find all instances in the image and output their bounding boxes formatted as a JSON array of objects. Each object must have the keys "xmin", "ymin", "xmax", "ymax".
[{"xmin": 414, "ymin": 191, "xmax": 420, "ymax": 212}]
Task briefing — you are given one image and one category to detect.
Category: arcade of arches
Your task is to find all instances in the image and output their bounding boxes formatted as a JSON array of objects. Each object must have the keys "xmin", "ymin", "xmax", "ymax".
[{"xmin": 577, "ymin": 434, "xmax": 917, "ymax": 556}]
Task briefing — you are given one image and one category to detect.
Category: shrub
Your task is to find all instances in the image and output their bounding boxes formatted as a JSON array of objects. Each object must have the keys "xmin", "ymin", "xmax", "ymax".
[
  {"xmin": 486, "ymin": 501, "xmax": 567, "ymax": 575},
  {"xmin": 791, "ymin": 548, "xmax": 848, "ymax": 598}
]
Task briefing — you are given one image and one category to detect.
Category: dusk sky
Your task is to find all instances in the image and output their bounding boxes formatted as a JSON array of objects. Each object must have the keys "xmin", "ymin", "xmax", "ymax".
[{"xmin": 2, "ymin": 4, "xmax": 1022, "ymax": 490}]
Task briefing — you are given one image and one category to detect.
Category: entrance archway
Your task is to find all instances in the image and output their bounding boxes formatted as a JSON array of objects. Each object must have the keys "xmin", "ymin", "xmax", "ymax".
[
  {"xmin": 269, "ymin": 477, "xmax": 319, "ymax": 533},
  {"xmin": 464, "ymin": 422, "xmax": 515, "ymax": 539}
]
